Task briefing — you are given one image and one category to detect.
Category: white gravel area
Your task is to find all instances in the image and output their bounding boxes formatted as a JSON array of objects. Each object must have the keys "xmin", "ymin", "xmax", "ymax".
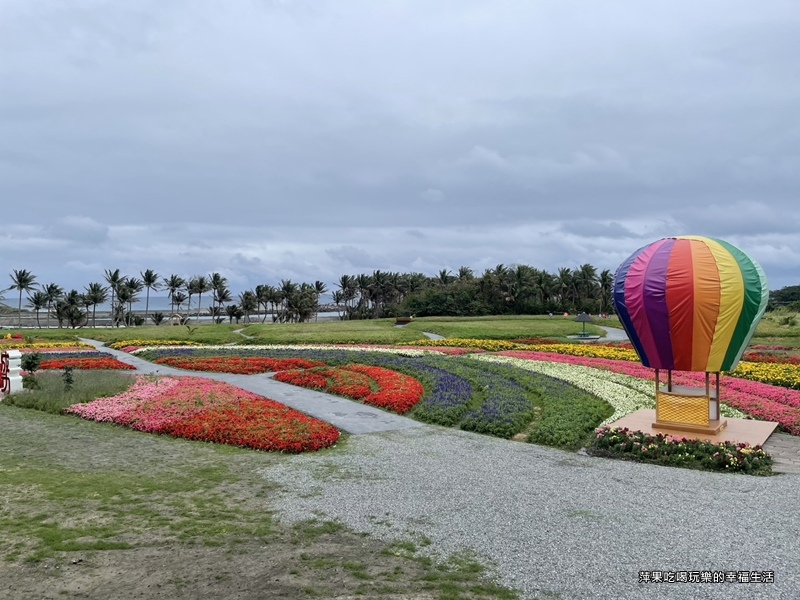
[{"xmin": 263, "ymin": 426, "xmax": 799, "ymax": 600}]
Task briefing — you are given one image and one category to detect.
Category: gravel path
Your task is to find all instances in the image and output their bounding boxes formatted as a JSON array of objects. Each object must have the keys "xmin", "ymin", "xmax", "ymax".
[
  {"xmin": 79, "ymin": 337, "xmax": 798, "ymax": 599},
  {"xmin": 265, "ymin": 427, "xmax": 799, "ymax": 600}
]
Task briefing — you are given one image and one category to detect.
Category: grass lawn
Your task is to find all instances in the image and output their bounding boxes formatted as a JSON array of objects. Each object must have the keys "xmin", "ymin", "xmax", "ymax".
[
  {"xmin": 0, "ymin": 404, "xmax": 517, "ymax": 600},
  {"xmin": 403, "ymin": 315, "xmax": 608, "ymax": 340},
  {"xmin": 4, "ymin": 310, "xmax": 800, "ymax": 347},
  {"xmin": 239, "ymin": 319, "xmax": 427, "ymax": 344}
]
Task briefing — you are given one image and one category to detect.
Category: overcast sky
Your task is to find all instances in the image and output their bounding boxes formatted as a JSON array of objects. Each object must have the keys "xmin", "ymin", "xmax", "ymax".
[{"xmin": 2, "ymin": 0, "xmax": 799, "ymax": 299}]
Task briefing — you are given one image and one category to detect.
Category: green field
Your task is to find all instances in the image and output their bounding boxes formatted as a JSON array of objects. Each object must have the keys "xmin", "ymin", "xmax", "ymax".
[{"xmin": 4, "ymin": 311, "xmax": 800, "ymax": 346}]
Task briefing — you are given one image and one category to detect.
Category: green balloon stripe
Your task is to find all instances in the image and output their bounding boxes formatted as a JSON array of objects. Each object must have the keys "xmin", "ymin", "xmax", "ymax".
[{"xmin": 714, "ymin": 239, "xmax": 768, "ymax": 370}]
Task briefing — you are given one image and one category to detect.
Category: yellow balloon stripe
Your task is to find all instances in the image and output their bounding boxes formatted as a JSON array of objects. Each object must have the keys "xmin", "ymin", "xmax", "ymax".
[{"xmin": 682, "ymin": 236, "xmax": 744, "ymax": 371}]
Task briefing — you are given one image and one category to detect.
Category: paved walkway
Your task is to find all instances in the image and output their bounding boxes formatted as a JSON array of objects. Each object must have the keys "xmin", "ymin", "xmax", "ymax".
[
  {"xmin": 79, "ymin": 339, "xmax": 423, "ymax": 436},
  {"xmin": 598, "ymin": 325, "xmax": 629, "ymax": 341}
]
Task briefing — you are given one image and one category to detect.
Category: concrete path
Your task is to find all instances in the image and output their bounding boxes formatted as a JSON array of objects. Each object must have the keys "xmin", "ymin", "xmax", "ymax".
[
  {"xmin": 421, "ymin": 331, "xmax": 444, "ymax": 340},
  {"xmin": 79, "ymin": 339, "xmax": 423, "ymax": 436},
  {"xmin": 598, "ymin": 325, "xmax": 629, "ymax": 341}
]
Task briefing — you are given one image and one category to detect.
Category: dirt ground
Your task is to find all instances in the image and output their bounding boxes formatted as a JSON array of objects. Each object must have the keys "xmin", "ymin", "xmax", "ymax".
[{"xmin": 0, "ymin": 404, "xmax": 513, "ymax": 600}]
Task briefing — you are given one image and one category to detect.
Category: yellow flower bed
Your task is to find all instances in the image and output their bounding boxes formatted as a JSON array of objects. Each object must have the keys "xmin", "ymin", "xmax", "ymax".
[
  {"xmin": 108, "ymin": 339, "xmax": 203, "ymax": 349},
  {"xmin": 729, "ymin": 361, "xmax": 800, "ymax": 390},
  {"xmin": 402, "ymin": 338, "xmax": 519, "ymax": 352},
  {"xmin": 516, "ymin": 343, "xmax": 640, "ymax": 362},
  {"xmin": 0, "ymin": 341, "xmax": 93, "ymax": 350}
]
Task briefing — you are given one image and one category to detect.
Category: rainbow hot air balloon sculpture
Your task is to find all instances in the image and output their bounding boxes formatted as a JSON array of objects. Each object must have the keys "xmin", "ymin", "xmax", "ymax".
[{"xmin": 613, "ymin": 236, "xmax": 768, "ymax": 434}]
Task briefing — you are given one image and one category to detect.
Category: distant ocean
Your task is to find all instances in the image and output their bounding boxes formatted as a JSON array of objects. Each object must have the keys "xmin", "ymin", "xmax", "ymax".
[
  {"xmin": 92, "ymin": 294, "xmax": 337, "ymax": 313},
  {"xmin": 89, "ymin": 295, "xmax": 340, "ymax": 319}
]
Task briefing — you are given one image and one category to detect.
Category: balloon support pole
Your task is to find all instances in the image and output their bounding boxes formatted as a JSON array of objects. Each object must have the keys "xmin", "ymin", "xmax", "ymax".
[{"xmin": 652, "ymin": 370, "xmax": 728, "ymax": 435}]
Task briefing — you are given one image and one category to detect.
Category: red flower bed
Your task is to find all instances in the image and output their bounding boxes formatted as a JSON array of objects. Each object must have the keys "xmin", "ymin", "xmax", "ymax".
[
  {"xmin": 742, "ymin": 351, "xmax": 800, "ymax": 365},
  {"xmin": 162, "ymin": 398, "xmax": 341, "ymax": 452},
  {"xmin": 274, "ymin": 364, "xmax": 424, "ymax": 414},
  {"xmin": 344, "ymin": 364, "xmax": 425, "ymax": 413},
  {"xmin": 67, "ymin": 376, "xmax": 340, "ymax": 452},
  {"xmin": 39, "ymin": 357, "xmax": 136, "ymax": 370},
  {"xmin": 153, "ymin": 356, "xmax": 325, "ymax": 374}
]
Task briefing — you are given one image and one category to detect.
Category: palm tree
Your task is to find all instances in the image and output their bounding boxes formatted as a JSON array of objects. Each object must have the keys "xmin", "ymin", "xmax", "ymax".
[
  {"xmin": 27, "ymin": 291, "xmax": 48, "ymax": 328},
  {"xmin": 123, "ymin": 277, "xmax": 143, "ymax": 325},
  {"xmin": 140, "ymin": 269, "xmax": 161, "ymax": 324},
  {"xmin": 557, "ymin": 267, "xmax": 574, "ymax": 310},
  {"xmin": 574, "ymin": 263, "xmax": 599, "ymax": 311},
  {"xmin": 337, "ymin": 274, "xmax": 357, "ymax": 318},
  {"xmin": 238, "ymin": 290, "xmax": 258, "ymax": 323},
  {"xmin": 209, "ymin": 272, "xmax": 228, "ymax": 315},
  {"xmin": 163, "ymin": 274, "xmax": 185, "ymax": 315},
  {"xmin": 457, "ymin": 266, "xmax": 474, "ymax": 281},
  {"xmin": 42, "ymin": 283, "xmax": 63, "ymax": 329},
  {"xmin": 313, "ymin": 280, "xmax": 327, "ymax": 321},
  {"xmin": 56, "ymin": 289, "xmax": 87, "ymax": 329},
  {"xmin": 192, "ymin": 275, "xmax": 210, "ymax": 323},
  {"xmin": 115, "ymin": 284, "xmax": 132, "ymax": 327},
  {"xmin": 9, "ymin": 269, "xmax": 37, "ymax": 328},
  {"xmin": 599, "ymin": 269, "xmax": 614, "ymax": 315},
  {"xmin": 213, "ymin": 286, "xmax": 232, "ymax": 319},
  {"xmin": 84, "ymin": 282, "xmax": 108, "ymax": 328},
  {"xmin": 435, "ymin": 269, "xmax": 454, "ymax": 287},
  {"xmin": 172, "ymin": 291, "xmax": 188, "ymax": 315},
  {"xmin": 104, "ymin": 269, "xmax": 124, "ymax": 327}
]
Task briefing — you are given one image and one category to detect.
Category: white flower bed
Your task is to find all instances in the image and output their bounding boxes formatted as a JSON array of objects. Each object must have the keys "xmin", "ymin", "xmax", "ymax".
[
  {"xmin": 471, "ymin": 355, "xmax": 746, "ymax": 425},
  {"xmin": 130, "ymin": 343, "xmax": 434, "ymax": 357}
]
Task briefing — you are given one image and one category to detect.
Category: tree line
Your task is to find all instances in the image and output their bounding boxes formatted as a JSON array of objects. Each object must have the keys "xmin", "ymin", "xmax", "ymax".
[
  {"xmin": 4, "ymin": 269, "xmax": 329, "ymax": 328},
  {"xmin": 4, "ymin": 263, "xmax": 621, "ymax": 328}
]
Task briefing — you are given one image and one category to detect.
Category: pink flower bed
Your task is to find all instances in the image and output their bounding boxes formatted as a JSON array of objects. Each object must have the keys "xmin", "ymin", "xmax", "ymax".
[
  {"xmin": 499, "ymin": 350, "xmax": 800, "ymax": 435},
  {"xmin": 66, "ymin": 375, "xmax": 340, "ymax": 452}
]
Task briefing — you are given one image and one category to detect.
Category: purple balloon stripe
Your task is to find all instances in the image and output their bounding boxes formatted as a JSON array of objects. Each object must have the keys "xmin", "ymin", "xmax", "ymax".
[
  {"xmin": 643, "ymin": 238, "xmax": 675, "ymax": 369},
  {"xmin": 625, "ymin": 239, "xmax": 668, "ymax": 368}
]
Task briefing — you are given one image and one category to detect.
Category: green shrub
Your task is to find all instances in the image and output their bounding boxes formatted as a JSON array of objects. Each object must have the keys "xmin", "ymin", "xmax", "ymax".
[{"xmin": 21, "ymin": 352, "xmax": 42, "ymax": 373}]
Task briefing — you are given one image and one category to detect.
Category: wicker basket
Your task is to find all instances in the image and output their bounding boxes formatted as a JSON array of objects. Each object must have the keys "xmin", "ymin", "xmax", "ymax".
[{"xmin": 656, "ymin": 391, "xmax": 710, "ymax": 427}]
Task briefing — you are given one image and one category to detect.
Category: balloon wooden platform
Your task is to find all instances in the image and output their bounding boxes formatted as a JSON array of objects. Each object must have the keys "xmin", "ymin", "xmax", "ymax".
[{"xmin": 607, "ymin": 409, "xmax": 778, "ymax": 447}]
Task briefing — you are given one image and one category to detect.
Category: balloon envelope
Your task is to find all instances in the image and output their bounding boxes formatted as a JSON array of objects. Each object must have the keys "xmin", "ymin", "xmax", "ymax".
[{"xmin": 613, "ymin": 236, "xmax": 768, "ymax": 372}]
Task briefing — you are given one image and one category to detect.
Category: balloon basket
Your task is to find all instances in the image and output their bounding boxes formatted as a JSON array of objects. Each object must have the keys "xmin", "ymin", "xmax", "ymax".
[{"xmin": 652, "ymin": 370, "xmax": 727, "ymax": 435}]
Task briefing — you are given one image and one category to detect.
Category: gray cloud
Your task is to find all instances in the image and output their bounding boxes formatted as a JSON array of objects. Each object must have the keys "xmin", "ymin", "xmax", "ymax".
[{"xmin": 1, "ymin": 0, "xmax": 799, "ymax": 294}]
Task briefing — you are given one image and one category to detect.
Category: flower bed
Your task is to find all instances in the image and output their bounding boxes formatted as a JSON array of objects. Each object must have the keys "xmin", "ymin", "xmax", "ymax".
[
  {"xmin": 131, "ymin": 345, "xmax": 610, "ymax": 442},
  {"xmin": 66, "ymin": 375, "xmax": 340, "ymax": 452},
  {"xmin": 152, "ymin": 355, "xmax": 325, "ymax": 374},
  {"xmin": 1, "ymin": 341, "xmax": 94, "ymax": 351},
  {"xmin": 108, "ymin": 339, "xmax": 203, "ymax": 350},
  {"xmin": 588, "ymin": 426, "xmax": 772, "ymax": 475},
  {"xmin": 742, "ymin": 351, "xmax": 800, "ymax": 365},
  {"xmin": 274, "ymin": 364, "xmax": 424, "ymax": 413},
  {"xmin": 403, "ymin": 339, "xmax": 518, "ymax": 352},
  {"xmin": 474, "ymin": 354, "xmax": 657, "ymax": 427},
  {"xmin": 516, "ymin": 343, "xmax": 640, "ymax": 362},
  {"xmin": 38, "ymin": 351, "xmax": 136, "ymax": 371},
  {"xmin": 133, "ymin": 344, "xmax": 435, "ymax": 359},
  {"xmin": 493, "ymin": 351, "xmax": 800, "ymax": 434}
]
